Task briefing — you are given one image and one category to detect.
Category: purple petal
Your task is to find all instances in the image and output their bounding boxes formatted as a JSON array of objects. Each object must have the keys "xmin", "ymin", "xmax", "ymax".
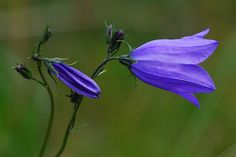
[
  {"xmin": 131, "ymin": 60, "xmax": 215, "ymax": 93},
  {"xmin": 191, "ymin": 28, "xmax": 209, "ymax": 38},
  {"xmin": 58, "ymin": 75, "xmax": 98, "ymax": 98},
  {"xmin": 172, "ymin": 91, "xmax": 200, "ymax": 108},
  {"xmin": 60, "ymin": 63, "xmax": 100, "ymax": 93},
  {"xmin": 52, "ymin": 63, "xmax": 100, "ymax": 98},
  {"xmin": 130, "ymin": 30, "xmax": 218, "ymax": 64}
]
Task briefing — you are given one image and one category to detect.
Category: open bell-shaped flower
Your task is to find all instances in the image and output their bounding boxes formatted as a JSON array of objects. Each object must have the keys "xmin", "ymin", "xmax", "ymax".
[{"xmin": 119, "ymin": 29, "xmax": 218, "ymax": 108}]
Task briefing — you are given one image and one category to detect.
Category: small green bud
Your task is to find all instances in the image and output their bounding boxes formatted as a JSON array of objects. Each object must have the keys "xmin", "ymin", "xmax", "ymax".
[
  {"xmin": 40, "ymin": 25, "xmax": 53, "ymax": 44},
  {"xmin": 14, "ymin": 64, "xmax": 33, "ymax": 79},
  {"xmin": 105, "ymin": 24, "xmax": 113, "ymax": 44}
]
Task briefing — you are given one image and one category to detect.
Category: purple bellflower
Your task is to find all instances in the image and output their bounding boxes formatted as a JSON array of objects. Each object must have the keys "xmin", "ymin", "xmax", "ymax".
[
  {"xmin": 45, "ymin": 59, "xmax": 101, "ymax": 98},
  {"xmin": 119, "ymin": 29, "xmax": 218, "ymax": 108}
]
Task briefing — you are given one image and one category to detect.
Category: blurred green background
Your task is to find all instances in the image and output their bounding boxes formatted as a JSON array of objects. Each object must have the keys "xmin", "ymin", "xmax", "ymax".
[{"xmin": 0, "ymin": 0, "xmax": 236, "ymax": 156}]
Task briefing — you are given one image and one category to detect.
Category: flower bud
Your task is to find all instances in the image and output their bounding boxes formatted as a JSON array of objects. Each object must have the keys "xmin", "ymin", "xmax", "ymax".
[
  {"xmin": 40, "ymin": 25, "xmax": 53, "ymax": 44},
  {"xmin": 15, "ymin": 64, "xmax": 33, "ymax": 79},
  {"xmin": 108, "ymin": 30, "xmax": 125, "ymax": 53},
  {"xmin": 105, "ymin": 24, "xmax": 113, "ymax": 44},
  {"xmin": 114, "ymin": 30, "xmax": 125, "ymax": 41},
  {"xmin": 44, "ymin": 58, "xmax": 101, "ymax": 98}
]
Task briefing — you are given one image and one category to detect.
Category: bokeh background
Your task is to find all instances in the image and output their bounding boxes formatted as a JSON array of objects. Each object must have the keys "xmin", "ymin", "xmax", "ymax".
[{"xmin": 0, "ymin": 0, "xmax": 236, "ymax": 157}]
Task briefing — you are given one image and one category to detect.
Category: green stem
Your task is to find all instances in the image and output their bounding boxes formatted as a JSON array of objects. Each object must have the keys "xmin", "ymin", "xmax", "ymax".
[
  {"xmin": 91, "ymin": 57, "xmax": 119, "ymax": 79},
  {"xmin": 37, "ymin": 64, "xmax": 55, "ymax": 157},
  {"xmin": 55, "ymin": 96, "xmax": 83, "ymax": 157},
  {"xmin": 54, "ymin": 56, "xmax": 119, "ymax": 157}
]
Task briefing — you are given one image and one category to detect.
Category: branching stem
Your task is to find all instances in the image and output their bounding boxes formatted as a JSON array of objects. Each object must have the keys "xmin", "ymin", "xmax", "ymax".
[{"xmin": 54, "ymin": 56, "xmax": 119, "ymax": 157}]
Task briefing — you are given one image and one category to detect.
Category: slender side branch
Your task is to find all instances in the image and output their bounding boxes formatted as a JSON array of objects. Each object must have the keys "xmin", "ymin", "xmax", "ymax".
[
  {"xmin": 91, "ymin": 57, "xmax": 119, "ymax": 79},
  {"xmin": 32, "ymin": 78, "xmax": 46, "ymax": 87},
  {"xmin": 37, "ymin": 62, "xmax": 55, "ymax": 157}
]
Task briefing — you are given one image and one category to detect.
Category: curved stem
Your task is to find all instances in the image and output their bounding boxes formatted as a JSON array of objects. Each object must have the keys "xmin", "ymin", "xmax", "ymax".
[
  {"xmin": 54, "ymin": 56, "xmax": 119, "ymax": 157},
  {"xmin": 91, "ymin": 57, "xmax": 119, "ymax": 79},
  {"xmin": 37, "ymin": 64, "xmax": 55, "ymax": 157},
  {"xmin": 55, "ymin": 96, "xmax": 83, "ymax": 157}
]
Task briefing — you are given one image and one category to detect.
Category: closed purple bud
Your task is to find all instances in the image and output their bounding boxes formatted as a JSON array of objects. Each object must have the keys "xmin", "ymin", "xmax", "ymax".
[
  {"xmin": 51, "ymin": 62, "xmax": 101, "ymax": 98},
  {"xmin": 114, "ymin": 30, "xmax": 124, "ymax": 41},
  {"xmin": 120, "ymin": 29, "xmax": 218, "ymax": 108},
  {"xmin": 15, "ymin": 64, "xmax": 33, "ymax": 79},
  {"xmin": 108, "ymin": 30, "xmax": 125, "ymax": 53}
]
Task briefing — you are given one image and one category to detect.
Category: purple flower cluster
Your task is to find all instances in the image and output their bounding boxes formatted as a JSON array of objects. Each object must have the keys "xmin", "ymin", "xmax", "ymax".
[
  {"xmin": 46, "ymin": 28, "xmax": 218, "ymax": 108},
  {"xmin": 120, "ymin": 29, "xmax": 218, "ymax": 107}
]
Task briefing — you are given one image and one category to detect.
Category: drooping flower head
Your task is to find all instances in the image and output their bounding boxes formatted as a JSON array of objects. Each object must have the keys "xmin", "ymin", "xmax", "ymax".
[
  {"xmin": 44, "ymin": 59, "xmax": 101, "ymax": 98},
  {"xmin": 119, "ymin": 29, "xmax": 218, "ymax": 108}
]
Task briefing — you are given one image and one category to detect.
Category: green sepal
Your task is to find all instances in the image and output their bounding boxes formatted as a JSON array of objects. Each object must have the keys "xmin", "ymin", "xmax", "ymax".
[
  {"xmin": 118, "ymin": 54, "xmax": 136, "ymax": 67},
  {"xmin": 42, "ymin": 58, "xmax": 59, "ymax": 77},
  {"xmin": 97, "ymin": 69, "xmax": 107, "ymax": 77},
  {"xmin": 42, "ymin": 57, "xmax": 69, "ymax": 77}
]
